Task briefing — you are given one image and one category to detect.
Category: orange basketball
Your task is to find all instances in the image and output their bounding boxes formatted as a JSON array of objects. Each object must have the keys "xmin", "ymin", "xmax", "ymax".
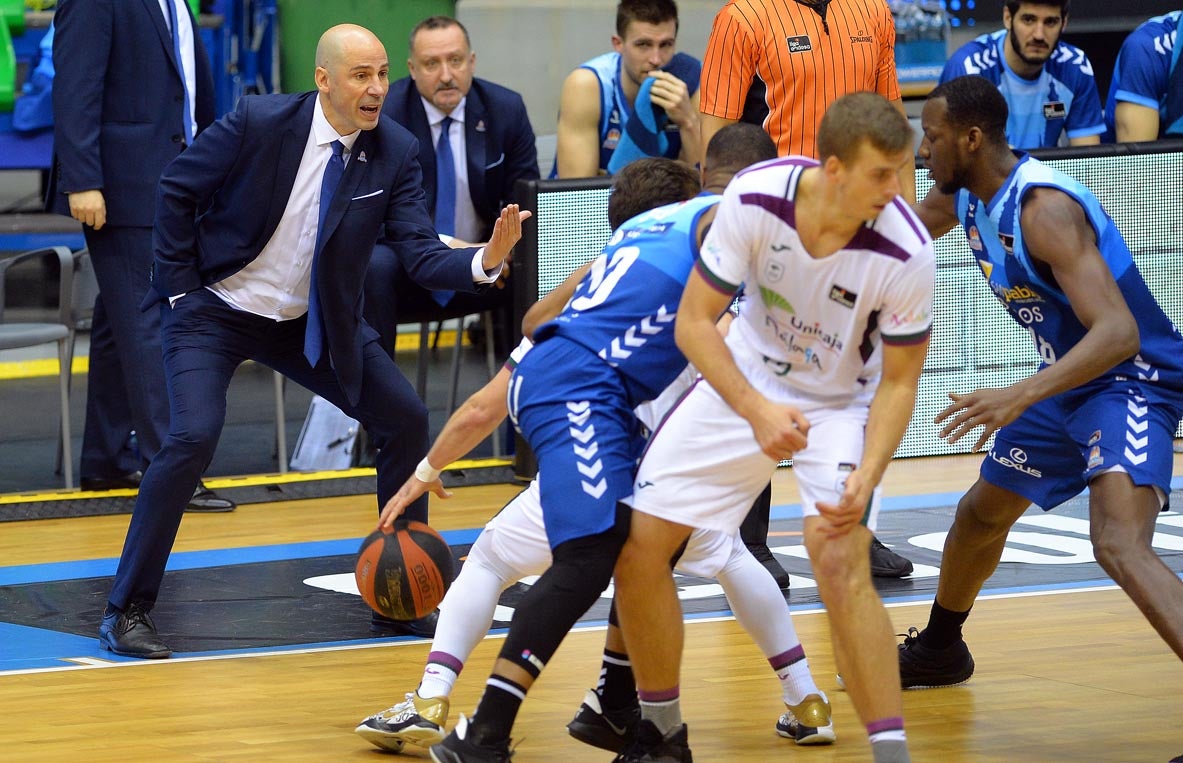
[{"xmin": 355, "ymin": 520, "xmax": 454, "ymax": 620}]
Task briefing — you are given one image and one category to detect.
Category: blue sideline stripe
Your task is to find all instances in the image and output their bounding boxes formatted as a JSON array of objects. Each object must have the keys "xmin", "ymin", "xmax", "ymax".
[
  {"xmin": 0, "ymin": 622, "xmax": 103, "ymax": 670},
  {"xmin": 0, "ymin": 528, "xmax": 483, "ymax": 586}
]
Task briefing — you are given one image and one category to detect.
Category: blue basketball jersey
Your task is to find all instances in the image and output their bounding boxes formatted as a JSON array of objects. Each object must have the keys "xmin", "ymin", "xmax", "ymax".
[
  {"xmin": 941, "ymin": 30, "xmax": 1105, "ymax": 148},
  {"xmin": 548, "ymin": 51, "xmax": 700, "ymax": 177},
  {"xmin": 955, "ymin": 153, "xmax": 1183, "ymax": 403},
  {"xmin": 536, "ymin": 193, "xmax": 721, "ymax": 405},
  {"xmin": 1105, "ymin": 11, "xmax": 1182, "ymax": 140}
]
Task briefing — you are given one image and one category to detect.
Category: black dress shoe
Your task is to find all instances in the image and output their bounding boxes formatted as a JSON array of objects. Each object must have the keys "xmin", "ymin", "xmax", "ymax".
[
  {"xmin": 370, "ymin": 610, "xmax": 439, "ymax": 638},
  {"xmin": 746, "ymin": 542, "xmax": 791, "ymax": 590},
  {"xmin": 99, "ymin": 602, "xmax": 172, "ymax": 659},
  {"xmin": 80, "ymin": 471, "xmax": 144, "ymax": 491},
  {"xmin": 186, "ymin": 482, "xmax": 236, "ymax": 513}
]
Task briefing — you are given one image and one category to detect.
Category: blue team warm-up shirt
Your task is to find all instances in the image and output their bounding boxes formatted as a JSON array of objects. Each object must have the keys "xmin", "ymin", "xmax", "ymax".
[
  {"xmin": 1105, "ymin": 11, "xmax": 1182, "ymax": 140},
  {"xmin": 941, "ymin": 29, "xmax": 1105, "ymax": 148}
]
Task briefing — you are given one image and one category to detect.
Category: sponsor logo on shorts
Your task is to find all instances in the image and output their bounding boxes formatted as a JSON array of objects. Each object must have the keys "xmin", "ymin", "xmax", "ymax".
[
  {"xmin": 990, "ymin": 446, "xmax": 1043, "ymax": 477},
  {"xmin": 1087, "ymin": 445, "xmax": 1104, "ymax": 469},
  {"xmin": 835, "ymin": 462, "xmax": 855, "ymax": 493},
  {"xmin": 828, "ymin": 284, "xmax": 857, "ymax": 308},
  {"xmin": 1088, "ymin": 429, "xmax": 1102, "ymax": 446},
  {"xmin": 786, "ymin": 35, "xmax": 812, "ymax": 53}
]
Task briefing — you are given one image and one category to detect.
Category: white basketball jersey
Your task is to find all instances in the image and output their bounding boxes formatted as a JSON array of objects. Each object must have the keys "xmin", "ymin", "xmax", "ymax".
[{"xmin": 699, "ymin": 157, "xmax": 935, "ymax": 404}]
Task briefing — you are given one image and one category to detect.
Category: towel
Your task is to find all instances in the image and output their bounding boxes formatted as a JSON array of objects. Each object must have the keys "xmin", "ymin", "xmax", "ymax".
[{"xmin": 607, "ymin": 52, "xmax": 701, "ymax": 175}]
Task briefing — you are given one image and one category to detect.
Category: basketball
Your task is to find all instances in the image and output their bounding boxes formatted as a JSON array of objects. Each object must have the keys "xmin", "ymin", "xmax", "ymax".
[{"xmin": 355, "ymin": 520, "xmax": 454, "ymax": 621}]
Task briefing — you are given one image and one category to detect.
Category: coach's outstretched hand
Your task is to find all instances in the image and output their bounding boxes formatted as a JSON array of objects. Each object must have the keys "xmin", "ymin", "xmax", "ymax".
[
  {"xmin": 379, "ymin": 472, "xmax": 452, "ymax": 531},
  {"xmin": 480, "ymin": 204, "xmax": 532, "ymax": 273}
]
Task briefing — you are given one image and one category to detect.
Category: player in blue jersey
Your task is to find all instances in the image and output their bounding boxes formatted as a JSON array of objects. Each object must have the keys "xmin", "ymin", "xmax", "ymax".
[
  {"xmin": 428, "ymin": 127, "xmax": 778, "ymax": 763},
  {"xmin": 1105, "ymin": 10, "xmax": 1183, "ymax": 142},
  {"xmin": 552, "ymin": 0, "xmax": 702, "ymax": 178},
  {"xmin": 903, "ymin": 75, "xmax": 1183, "ymax": 696},
  {"xmin": 940, "ymin": 1, "xmax": 1104, "ymax": 148}
]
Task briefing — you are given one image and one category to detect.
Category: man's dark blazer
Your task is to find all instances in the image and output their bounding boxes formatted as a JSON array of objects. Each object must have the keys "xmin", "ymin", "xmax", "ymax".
[
  {"xmin": 151, "ymin": 91, "xmax": 482, "ymax": 404},
  {"xmin": 48, "ymin": 0, "xmax": 215, "ymax": 226},
  {"xmin": 383, "ymin": 76, "xmax": 539, "ymax": 239}
]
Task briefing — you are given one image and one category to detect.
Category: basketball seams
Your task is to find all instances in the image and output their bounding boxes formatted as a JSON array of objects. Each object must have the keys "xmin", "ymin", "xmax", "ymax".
[{"xmin": 354, "ymin": 521, "xmax": 455, "ymax": 621}]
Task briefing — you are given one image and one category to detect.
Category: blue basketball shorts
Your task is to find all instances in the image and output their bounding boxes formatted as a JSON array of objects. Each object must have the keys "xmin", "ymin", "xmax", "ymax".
[
  {"xmin": 508, "ymin": 338, "xmax": 642, "ymax": 549},
  {"xmin": 982, "ymin": 381, "xmax": 1183, "ymax": 510}
]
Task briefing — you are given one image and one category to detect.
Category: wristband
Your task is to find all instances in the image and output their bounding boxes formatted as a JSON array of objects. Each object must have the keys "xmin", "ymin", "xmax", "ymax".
[{"xmin": 415, "ymin": 457, "xmax": 441, "ymax": 483}]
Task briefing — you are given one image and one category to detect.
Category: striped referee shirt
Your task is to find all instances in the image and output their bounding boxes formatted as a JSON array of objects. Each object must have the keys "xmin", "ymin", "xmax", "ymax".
[{"xmin": 700, "ymin": 0, "xmax": 901, "ymax": 158}]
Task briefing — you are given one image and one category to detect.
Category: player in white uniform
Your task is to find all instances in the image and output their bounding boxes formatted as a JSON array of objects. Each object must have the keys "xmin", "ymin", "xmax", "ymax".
[
  {"xmin": 357, "ymin": 133, "xmax": 833, "ymax": 757},
  {"xmin": 613, "ymin": 94, "xmax": 934, "ymax": 763},
  {"xmin": 355, "ymin": 337, "xmax": 830, "ymax": 754}
]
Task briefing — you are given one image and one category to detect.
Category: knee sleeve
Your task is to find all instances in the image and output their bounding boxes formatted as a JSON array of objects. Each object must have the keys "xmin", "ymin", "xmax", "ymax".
[{"xmin": 499, "ymin": 512, "xmax": 629, "ymax": 678}]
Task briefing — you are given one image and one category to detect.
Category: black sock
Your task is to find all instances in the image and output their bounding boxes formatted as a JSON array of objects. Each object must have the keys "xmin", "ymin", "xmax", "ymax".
[
  {"xmin": 468, "ymin": 676, "xmax": 527, "ymax": 747},
  {"xmin": 597, "ymin": 648, "xmax": 637, "ymax": 711},
  {"xmin": 919, "ymin": 601, "xmax": 971, "ymax": 649}
]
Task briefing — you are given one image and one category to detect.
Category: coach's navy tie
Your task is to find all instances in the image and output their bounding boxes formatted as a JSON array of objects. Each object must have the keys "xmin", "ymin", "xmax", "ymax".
[
  {"xmin": 432, "ymin": 116, "xmax": 457, "ymax": 306},
  {"xmin": 163, "ymin": 0, "xmax": 193, "ymax": 145},
  {"xmin": 304, "ymin": 139, "xmax": 345, "ymax": 366}
]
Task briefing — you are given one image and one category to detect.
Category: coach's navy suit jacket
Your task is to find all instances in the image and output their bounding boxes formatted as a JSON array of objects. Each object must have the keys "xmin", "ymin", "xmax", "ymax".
[
  {"xmin": 48, "ymin": 0, "xmax": 215, "ymax": 226},
  {"xmin": 151, "ymin": 91, "xmax": 480, "ymax": 404},
  {"xmin": 383, "ymin": 77, "xmax": 539, "ymax": 239}
]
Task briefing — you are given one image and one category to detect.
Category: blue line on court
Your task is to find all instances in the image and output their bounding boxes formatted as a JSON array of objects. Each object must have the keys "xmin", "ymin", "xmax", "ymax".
[{"xmin": 0, "ymin": 527, "xmax": 483, "ymax": 586}]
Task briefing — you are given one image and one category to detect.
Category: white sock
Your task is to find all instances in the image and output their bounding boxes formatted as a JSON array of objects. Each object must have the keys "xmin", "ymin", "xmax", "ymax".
[
  {"xmin": 417, "ymin": 559, "xmax": 515, "ymax": 698},
  {"xmin": 718, "ymin": 543, "xmax": 820, "ymax": 706}
]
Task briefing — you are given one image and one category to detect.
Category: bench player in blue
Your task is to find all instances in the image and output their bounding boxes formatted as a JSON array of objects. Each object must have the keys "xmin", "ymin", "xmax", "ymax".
[
  {"xmin": 1105, "ymin": 10, "xmax": 1183, "ymax": 142},
  {"xmin": 940, "ymin": 0, "xmax": 1104, "ymax": 148},
  {"xmin": 903, "ymin": 76, "xmax": 1183, "ymax": 701},
  {"xmin": 428, "ymin": 126, "xmax": 778, "ymax": 763}
]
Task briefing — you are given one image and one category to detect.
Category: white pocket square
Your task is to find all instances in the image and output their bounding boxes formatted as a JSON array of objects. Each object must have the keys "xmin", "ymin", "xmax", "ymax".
[{"xmin": 351, "ymin": 189, "xmax": 383, "ymax": 201}]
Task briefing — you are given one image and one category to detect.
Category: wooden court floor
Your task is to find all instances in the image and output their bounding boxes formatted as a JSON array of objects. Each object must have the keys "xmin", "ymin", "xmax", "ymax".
[{"xmin": 1, "ymin": 454, "xmax": 1181, "ymax": 762}]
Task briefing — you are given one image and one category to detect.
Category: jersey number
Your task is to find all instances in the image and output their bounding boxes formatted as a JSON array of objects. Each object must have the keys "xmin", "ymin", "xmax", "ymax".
[
  {"xmin": 569, "ymin": 246, "xmax": 641, "ymax": 311},
  {"xmin": 1026, "ymin": 326, "xmax": 1058, "ymax": 365}
]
